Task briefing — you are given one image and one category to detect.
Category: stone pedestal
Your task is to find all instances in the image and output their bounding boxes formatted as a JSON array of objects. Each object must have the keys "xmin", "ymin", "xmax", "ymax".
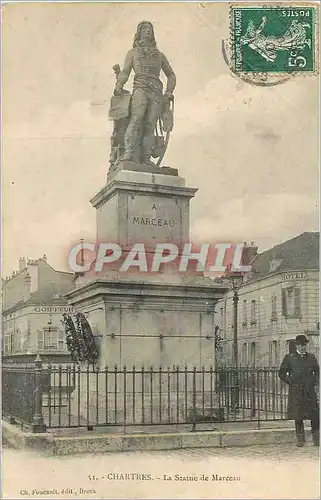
[
  {"xmin": 67, "ymin": 161, "xmax": 228, "ymax": 369},
  {"xmin": 67, "ymin": 272, "xmax": 226, "ymax": 368},
  {"xmin": 90, "ymin": 162, "xmax": 197, "ymax": 248}
]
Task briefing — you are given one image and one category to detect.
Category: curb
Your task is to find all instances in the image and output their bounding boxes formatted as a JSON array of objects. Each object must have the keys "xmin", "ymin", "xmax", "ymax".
[{"xmin": 2, "ymin": 421, "xmax": 298, "ymax": 456}]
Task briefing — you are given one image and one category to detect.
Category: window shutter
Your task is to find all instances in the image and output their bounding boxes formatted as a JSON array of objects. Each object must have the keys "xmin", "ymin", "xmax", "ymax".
[
  {"xmin": 58, "ymin": 330, "xmax": 65, "ymax": 351},
  {"xmin": 249, "ymin": 342, "xmax": 255, "ymax": 366},
  {"xmin": 37, "ymin": 330, "xmax": 44, "ymax": 351},
  {"xmin": 294, "ymin": 287, "xmax": 301, "ymax": 318},
  {"xmin": 281, "ymin": 289, "xmax": 287, "ymax": 316},
  {"xmin": 271, "ymin": 294, "xmax": 277, "ymax": 321},
  {"xmin": 268, "ymin": 341, "xmax": 272, "ymax": 367},
  {"xmin": 277, "ymin": 340, "xmax": 281, "ymax": 365},
  {"xmin": 4, "ymin": 335, "xmax": 10, "ymax": 354},
  {"xmin": 255, "ymin": 342, "xmax": 260, "ymax": 367}
]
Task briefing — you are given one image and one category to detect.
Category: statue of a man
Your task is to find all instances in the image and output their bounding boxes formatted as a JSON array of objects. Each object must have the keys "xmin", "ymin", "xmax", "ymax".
[{"xmin": 112, "ymin": 21, "xmax": 176, "ymax": 165}]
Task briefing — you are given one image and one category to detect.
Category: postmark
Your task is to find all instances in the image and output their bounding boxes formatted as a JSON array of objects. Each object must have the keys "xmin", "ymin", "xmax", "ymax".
[
  {"xmin": 221, "ymin": 38, "xmax": 293, "ymax": 86},
  {"xmin": 230, "ymin": 4, "xmax": 317, "ymax": 73}
]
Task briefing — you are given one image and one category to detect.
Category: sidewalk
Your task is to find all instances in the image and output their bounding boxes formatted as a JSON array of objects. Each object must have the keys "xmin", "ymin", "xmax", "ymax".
[
  {"xmin": 46, "ymin": 419, "xmax": 294, "ymax": 437},
  {"xmin": 3, "ymin": 419, "xmax": 303, "ymax": 456}
]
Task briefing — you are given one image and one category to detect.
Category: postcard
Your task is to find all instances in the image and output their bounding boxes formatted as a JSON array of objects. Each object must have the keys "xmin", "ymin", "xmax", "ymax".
[{"xmin": 1, "ymin": 1, "xmax": 320, "ymax": 499}]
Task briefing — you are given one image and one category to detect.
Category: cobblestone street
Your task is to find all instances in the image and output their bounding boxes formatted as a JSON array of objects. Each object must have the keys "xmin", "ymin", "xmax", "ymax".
[{"xmin": 2, "ymin": 442, "xmax": 319, "ymax": 499}]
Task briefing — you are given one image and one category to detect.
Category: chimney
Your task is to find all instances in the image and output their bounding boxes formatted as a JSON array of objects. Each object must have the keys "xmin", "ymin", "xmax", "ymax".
[
  {"xmin": 42, "ymin": 254, "xmax": 47, "ymax": 262},
  {"xmin": 242, "ymin": 242, "xmax": 258, "ymax": 266},
  {"xmin": 247, "ymin": 242, "xmax": 258, "ymax": 264},
  {"xmin": 26, "ymin": 260, "xmax": 39, "ymax": 293},
  {"xmin": 24, "ymin": 273, "xmax": 32, "ymax": 297},
  {"xmin": 19, "ymin": 257, "xmax": 26, "ymax": 272}
]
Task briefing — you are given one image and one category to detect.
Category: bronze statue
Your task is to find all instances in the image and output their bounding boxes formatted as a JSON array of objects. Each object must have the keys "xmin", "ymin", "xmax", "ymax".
[{"xmin": 108, "ymin": 21, "xmax": 176, "ymax": 169}]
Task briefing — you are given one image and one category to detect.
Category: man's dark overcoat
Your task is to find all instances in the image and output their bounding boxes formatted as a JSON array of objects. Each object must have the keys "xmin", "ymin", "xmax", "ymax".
[{"xmin": 279, "ymin": 351, "xmax": 319, "ymax": 420}]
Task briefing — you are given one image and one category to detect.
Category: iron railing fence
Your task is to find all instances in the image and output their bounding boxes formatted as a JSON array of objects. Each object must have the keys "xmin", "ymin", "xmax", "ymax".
[{"xmin": 2, "ymin": 360, "xmax": 289, "ymax": 433}]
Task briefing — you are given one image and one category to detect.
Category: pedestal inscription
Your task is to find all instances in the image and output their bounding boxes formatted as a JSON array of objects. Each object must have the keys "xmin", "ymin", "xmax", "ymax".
[{"xmin": 127, "ymin": 194, "xmax": 180, "ymax": 245}]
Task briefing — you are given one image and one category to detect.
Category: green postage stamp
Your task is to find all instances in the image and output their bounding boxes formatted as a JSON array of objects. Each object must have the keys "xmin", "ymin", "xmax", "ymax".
[{"xmin": 231, "ymin": 4, "xmax": 317, "ymax": 72}]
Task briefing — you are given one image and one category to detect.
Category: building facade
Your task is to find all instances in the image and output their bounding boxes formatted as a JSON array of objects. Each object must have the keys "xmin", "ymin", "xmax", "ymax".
[
  {"xmin": 2, "ymin": 256, "xmax": 75, "ymax": 361},
  {"xmin": 216, "ymin": 233, "xmax": 319, "ymax": 368}
]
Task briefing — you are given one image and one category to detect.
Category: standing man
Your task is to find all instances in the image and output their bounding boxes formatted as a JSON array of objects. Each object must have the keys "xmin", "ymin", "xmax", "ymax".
[
  {"xmin": 279, "ymin": 334, "xmax": 319, "ymax": 447},
  {"xmin": 113, "ymin": 21, "xmax": 176, "ymax": 165}
]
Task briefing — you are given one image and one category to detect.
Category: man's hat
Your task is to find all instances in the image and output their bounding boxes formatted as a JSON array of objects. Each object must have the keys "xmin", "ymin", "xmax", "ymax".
[{"xmin": 295, "ymin": 334, "xmax": 309, "ymax": 345}]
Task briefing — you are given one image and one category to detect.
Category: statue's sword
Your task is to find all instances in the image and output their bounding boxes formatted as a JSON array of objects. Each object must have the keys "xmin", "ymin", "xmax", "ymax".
[{"xmin": 156, "ymin": 96, "xmax": 174, "ymax": 167}]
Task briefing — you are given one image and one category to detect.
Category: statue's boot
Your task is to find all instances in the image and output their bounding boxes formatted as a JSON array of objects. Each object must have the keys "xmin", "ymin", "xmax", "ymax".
[
  {"xmin": 121, "ymin": 152, "xmax": 134, "ymax": 162},
  {"xmin": 141, "ymin": 157, "xmax": 156, "ymax": 167},
  {"xmin": 120, "ymin": 150, "xmax": 140, "ymax": 163}
]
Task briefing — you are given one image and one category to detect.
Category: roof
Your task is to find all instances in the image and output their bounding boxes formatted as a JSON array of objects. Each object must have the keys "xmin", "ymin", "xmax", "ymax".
[
  {"xmin": 250, "ymin": 232, "xmax": 319, "ymax": 279},
  {"xmin": 2, "ymin": 289, "xmax": 72, "ymax": 315}
]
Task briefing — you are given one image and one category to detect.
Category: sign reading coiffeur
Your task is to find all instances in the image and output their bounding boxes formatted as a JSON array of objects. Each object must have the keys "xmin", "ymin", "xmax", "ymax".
[{"xmin": 33, "ymin": 306, "xmax": 74, "ymax": 313}]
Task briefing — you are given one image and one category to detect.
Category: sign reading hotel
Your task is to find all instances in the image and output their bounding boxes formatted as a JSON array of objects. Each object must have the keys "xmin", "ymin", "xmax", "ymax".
[
  {"xmin": 33, "ymin": 306, "xmax": 74, "ymax": 313},
  {"xmin": 281, "ymin": 271, "xmax": 308, "ymax": 280}
]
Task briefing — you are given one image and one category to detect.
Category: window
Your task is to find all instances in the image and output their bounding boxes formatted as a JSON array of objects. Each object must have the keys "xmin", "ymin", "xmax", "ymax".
[
  {"xmin": 282, "ymin": 287, "xmax": 301, "ymax": 318},
  {"xmin": 286, "ymin": 339, "xmax": 297, "ymax": 354},
  {"xmin": 241, "ymin": 343, "xmax": 248, "ymax": 366},
  {"xmin": 271, "ymin": 294, "xmax": 277, "ymax": 322},
  {"xmin": 250, "ymin": 342, "xmax": 256, "ymax": 366},
  {"xmin": 38, "ymin": 328, "xmax": 65, "ymax": 351},
  {"xmin": 242, "ymin": 300, "xmax": 247, "ymax": 327},
  {"xmin": 269, "ymin": 259, "xmax": 283, "ymax": 273},
  {"xmin": 4, "ymin": 335, "xmax": 11, "ymax": 354},
  {"xmin": 44, "ymin": 328, "xmax": 58, "ymax": 350},
  {"xmin": 287, "ymin": 288, "xmax": 295, "ymax": 315},
  {"xmin": 14, "ymin": 329, "xmax": 23, "ymax": 352},
  {"xmin": 271, "ymin": 340, "xmax": 278, "ymax": 366},
  {"xmin": 220, "ymin": 308, "xmax": 224, "ymax": 330},
  {"xmin": 251, "ymin": 300, "xmax": 257, "ymax": 325}
]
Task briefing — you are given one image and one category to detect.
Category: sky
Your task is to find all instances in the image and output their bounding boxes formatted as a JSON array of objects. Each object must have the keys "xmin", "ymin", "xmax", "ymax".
[{"xmin": 2, "ymin": 2, "xmax": 319, "ymax": 276}]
